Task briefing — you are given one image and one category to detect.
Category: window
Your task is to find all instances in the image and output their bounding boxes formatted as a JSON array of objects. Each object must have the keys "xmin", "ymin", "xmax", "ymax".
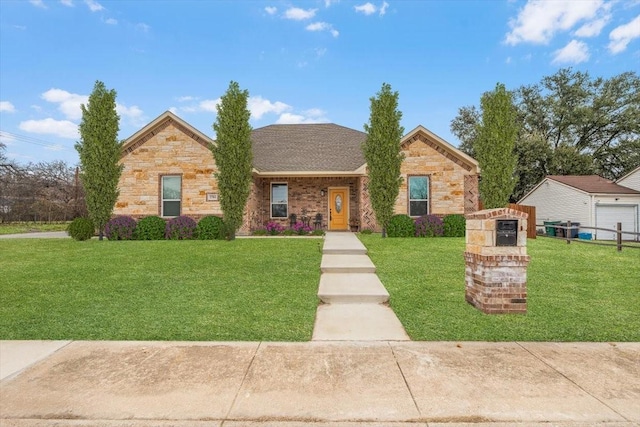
[
  {"xmin": 409, "ymin": 176, "xmax": 429, "ymax": 216},
  {"xmin": 271, "ymin": 183, "xmax": 288, "ymax": 218},
  {"xmin": 162, "ymin": 175, "xmax": 181, "ymax": 217}
]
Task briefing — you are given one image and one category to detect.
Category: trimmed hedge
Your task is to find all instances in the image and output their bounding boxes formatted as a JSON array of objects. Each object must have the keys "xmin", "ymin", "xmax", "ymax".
[
  {"xmin": 415, "ymin": 215, "xmax": 444, "ymax": 237},
  {"xmin": 443, "ymin": 214, "xmax": 466, "ymax": 237},
  {"xmin": 387, "ymin": 214, "xmax": 415, "ymax": 237},
  {"xmin": 196, "ymin": 216, "xmax": 225, "ymax": 240},
  {"xmin": 135, "ymin": 216, "xmax": 166, "ymax": 240},
  {"xmin": 67, "ymin": 217, "xmax": 95, "ymax": 241},
  {"xmin": 165, "ymin": 216, "xmax": 197, "ymax": 240}
]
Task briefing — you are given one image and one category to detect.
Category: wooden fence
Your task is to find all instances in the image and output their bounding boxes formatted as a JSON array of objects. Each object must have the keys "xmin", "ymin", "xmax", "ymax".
[
  {"xmin": 508, "ymin": 203, "xmax": 537, "ymax": 239},
  {"xmin": 537, "ymin": 221, "xmax": 640, "ymax": 252}
]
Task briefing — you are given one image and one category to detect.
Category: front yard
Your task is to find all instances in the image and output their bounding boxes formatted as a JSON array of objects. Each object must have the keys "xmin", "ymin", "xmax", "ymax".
[
  {"xmin": 1, "ymin": 235, "xmax": 638, "ymax": 342},
  {"xmin": 0, "ymin": 239, "xmax": 322, "ymax": 341},
  {"xmin": 359, "ymin": 235, "xmax": 640, "ymax": 342}
]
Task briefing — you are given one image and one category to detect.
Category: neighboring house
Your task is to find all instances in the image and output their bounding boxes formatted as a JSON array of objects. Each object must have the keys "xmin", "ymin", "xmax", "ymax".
[
  {"xmin": 115, "ymin": 111, "xmax": 480, "ymax": 233},
  {"xmin": 518, "ymin": 175, "xmax": 640, "ymax": 240},
  {"xmin": 617, "ymin": 166, "xmax": 640, "ymax": 192}
]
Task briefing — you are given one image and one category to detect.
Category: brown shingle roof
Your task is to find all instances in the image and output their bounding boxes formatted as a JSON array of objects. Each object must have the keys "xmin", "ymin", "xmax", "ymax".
[
  {"xmin": 251, "ymin": 124, "xmax": 366, "ymax": 173},
  {"xmin": 548, "ymin": 175, "xmax": 640, "ymax": 194}
]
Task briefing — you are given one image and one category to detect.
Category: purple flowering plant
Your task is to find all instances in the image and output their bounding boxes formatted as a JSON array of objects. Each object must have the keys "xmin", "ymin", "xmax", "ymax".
[
  {"xmin": 165, "ymin": 215, "xmax": 197, "ymax": 240},
  {"xmin": 414, "ymin": 214, "xmax": 444, "ymax": 237},
  {"xmin": 292, "ymin": 221, "xmax": 313, "ymax": 235},
  {"xmin": 266, "ymin": 221, "xmax": 285, "ymax": 235},
  {"xmin": 105, "ymin": 215, "xmax": 137, "ymax": 240}
]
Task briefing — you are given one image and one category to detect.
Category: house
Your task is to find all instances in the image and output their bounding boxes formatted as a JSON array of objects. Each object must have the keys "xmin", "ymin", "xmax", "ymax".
[
  {"xmin": 115, "ymin": 111, "xmax": 480, "ymax": 233},
  {"xmin": 518, "ymin": 175, "xmax": 640, "ymax": 240},
  {"xmin": 617, "ymin": 166, "xmax": 640, "ymax": 192}
]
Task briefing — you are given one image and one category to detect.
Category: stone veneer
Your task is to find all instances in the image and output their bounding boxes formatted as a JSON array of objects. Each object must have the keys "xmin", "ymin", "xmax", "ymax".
[
  {"xmin": 464, "ymin": 208, "xmax": 530, "ymax": 314},
  {"xmin": 397, "ymin": 134, "xmax": 478, "ymax": 217},
  {"xmin": 115, "ymin": 120, "xmax": 221, "ymax": 219}
]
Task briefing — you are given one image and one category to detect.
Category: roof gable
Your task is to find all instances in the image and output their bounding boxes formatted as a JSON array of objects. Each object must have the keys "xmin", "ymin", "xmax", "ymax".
[
  {"xmin": 401, "ymin": 126, "xmax": 480, "ymax": 173},
  {"xmin": 617, "ymin": 166, "xmax": 640, "ymax": 185},
  {"xmin": 547, "ymin": 175, "xmax": 640, "ymax": 195},
  {"xmin": 121, "ymin": 111, "xmax": 214, "ymax": 158}
]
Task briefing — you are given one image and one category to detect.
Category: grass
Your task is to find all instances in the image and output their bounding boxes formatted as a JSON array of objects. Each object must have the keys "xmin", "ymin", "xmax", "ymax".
[
  {"xmin": 0, "ymin": 222, "xmax": 70, "ymax": 235},
  {"xmin": 358, "ymin": 234, "xmax": 640, "ymax": 342},
  {"xmin": 0, "ymin": 238, "xmax": 322, "ymax": 341}
]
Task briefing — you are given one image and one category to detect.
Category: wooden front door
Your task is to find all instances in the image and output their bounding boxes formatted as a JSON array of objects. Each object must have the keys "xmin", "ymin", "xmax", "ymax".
[{"xmin": 329, "ymin": 188, "xmax": 348, "ymax": 230}]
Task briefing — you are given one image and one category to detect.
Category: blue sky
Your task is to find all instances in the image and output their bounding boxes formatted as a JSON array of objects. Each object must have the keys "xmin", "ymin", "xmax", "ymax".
[{"xmin": 1, "ymin": 0, "xmax": 639, "ymax": 165}]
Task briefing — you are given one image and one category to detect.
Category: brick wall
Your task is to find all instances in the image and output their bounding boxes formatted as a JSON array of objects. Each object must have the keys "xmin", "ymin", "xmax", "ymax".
[{"xmin": 115, "ymin": 121, "xmax": 221, "ymax": 218}]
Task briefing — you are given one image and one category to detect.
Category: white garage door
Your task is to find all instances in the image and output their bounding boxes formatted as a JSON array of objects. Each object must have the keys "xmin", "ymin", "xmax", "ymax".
[{"xmin": 595, "ymin": 205, "xmax": 638, "ymax": 240}]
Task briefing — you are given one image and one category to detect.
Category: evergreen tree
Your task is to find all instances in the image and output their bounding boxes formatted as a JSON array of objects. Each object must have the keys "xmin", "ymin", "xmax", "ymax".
[
  {"xmin": 475, "ymin": 83, "xmax": 518, "ymax": 209},
  {"xmin": 363, "ymin": 83, "xmax": 404, "ymax": 237},
  {"xmin": 75, "ymin": 81, "xmax": 122, "ymax": 240},
  {"xmin": 212, "ymin": 81, "xmax": 252, "ymax": 240}
]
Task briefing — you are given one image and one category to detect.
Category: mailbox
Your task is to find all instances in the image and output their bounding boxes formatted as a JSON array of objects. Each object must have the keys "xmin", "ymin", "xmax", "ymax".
[{"xmin": 496, "ymin": 219, "xmax": 518, "ymax": 246}]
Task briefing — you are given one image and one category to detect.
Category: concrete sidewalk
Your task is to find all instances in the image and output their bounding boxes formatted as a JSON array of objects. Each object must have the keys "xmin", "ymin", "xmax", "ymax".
[
  {"xmin": 0, "ymin": 231, "xmax": 69, "ymax": 239},
  {"xmin": 1, "ymin": 340, "xmax": 638, "ymax": 426}
]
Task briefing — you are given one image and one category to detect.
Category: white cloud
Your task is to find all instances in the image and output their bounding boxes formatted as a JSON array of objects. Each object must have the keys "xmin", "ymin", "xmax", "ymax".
[
  {"xmin": 19, "ymin": 118, "xmax": 79, "ymax": 139},
  {"xmin": 284, "ymin": 7, "xmax": 317, "ymax": 20},
  {"xmin": 13, "ymin": 25, "xmax": 27, "ymax": 30},
  {"xmin": 168, "ymin": 107, "xmax": 179, "ymax": 115},
  {"xmin": 84, "ymin": 0, "xmax": 104, "ymax": 12},
  {"xmin": 505, "ymin": 56, "xmax": 512, "ymax": 64},
  {"xmin": 0, "ymin": 101, "xmax": 16, "ymax": 113},
  {"xmin": 552, "ymin": 39, "xmax": 590, "ymax": 64},
  {"xmin": 116, "ymin": 104, "xmax": 145, "ymax": 126},
  {"xmin": 316, "ymin": 47, "xmax": 327, "ymax": 57},
  {"xmin": 136, "ymin": 23, "xmax": 151, "ymax": 33},
  {"xmin": 324, "ymin": 0, "xmax": 339, "ymax": 6},
  {"xmin": 505, "ymin": 0, "xmax": 604, "ymax": 45},
  {"xmin": 0, "ymin": 131, "xmax": 17, "ymax": 145},
  {"xmin": 574, "ymin": 15, "xmax": 610, "ymax": 37},
  {"xmin": 265, "ymin": 6, "xmax": 277, "ymax": 15},
  {"xmin": 29, "ymin": 0, "xmax": 47, "ymax": 8},
  {"xmin": 60, "ymin": 0, "xmax": 74, "ymax": 6},
  {"xmin": 46, "ymin": 144, "xmax": 65, "ymax": 151},
  {"xmin": 199, "ymin": 99, "xmax": 221, "ymax": 112},
  {"xmin": 41, "ymin": 88, "xmax": 88, "ymax": 121},
  {"xmin": 104, "ymin": 18, "xmax": 117, "ymax": 25},
  {"xmin": 177, "ymin": 96, "xmax": 196, "ymax": 102},
  {"xmin": 379, "ymin": 1, "xmax": 389, "ymax": 16},
  {"xmin": 248, "ymin": 96, "xmax": 291, "ymax": 119},
  {"xmin": 276, "ymin": 109, "xmax": 329, "ymax": 124},
  {"xmin": 306, "ymin": 22, "xmax": 339, "ymax": 37},
  {"xmin": 608, "ymin": 15, "xmax": 640, "ymax": 54},
  {"xmin": 355, "ymin": 2, "xmax": 376, "ymax": 15}
]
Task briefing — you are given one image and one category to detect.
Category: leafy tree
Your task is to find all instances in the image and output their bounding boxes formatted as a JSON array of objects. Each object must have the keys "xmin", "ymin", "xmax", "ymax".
[
  {"xmin": 475, "ymin": 83, "xmax": 518, "ymax": 209},
  {"xmin": 363, "ymin": 83, "xmax": 404, "ymax": 237},
  {"xmin": 75, "ymin": 80, "xmax": 122, "ymax": 240},
  {"xmin": 451, "ymin": 69, "xmax": 640, "ymax": 200},
  {"xmin": 211, "ymin": 81, "xmax": 252, "ymax": 240}
]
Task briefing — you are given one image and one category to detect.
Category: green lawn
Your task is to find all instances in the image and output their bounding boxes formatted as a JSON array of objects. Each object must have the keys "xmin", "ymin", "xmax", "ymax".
[
  {"xmin": 358, "ymin": 235, "xmax": 640, "ymax": 342},
  {"xmin": 0, "ymin": 222, "xmax": 70, "ymax": 235},
  {"xmin": 0, "ymin": 239, "xmax": 322, "ymax": 341}
]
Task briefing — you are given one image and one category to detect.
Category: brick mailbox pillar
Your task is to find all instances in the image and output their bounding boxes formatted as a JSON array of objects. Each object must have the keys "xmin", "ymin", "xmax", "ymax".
[{"xmin": 464, "ymin": 208, "xmax": 530, "ymax": 314}]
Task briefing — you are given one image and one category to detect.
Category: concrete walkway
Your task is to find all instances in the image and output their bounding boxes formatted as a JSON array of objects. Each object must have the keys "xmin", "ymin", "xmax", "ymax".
[
  {"xmin": 0, "ymin": 231, "xmax": 69, "ymax": 239},
  {"xmin": 1, "ymin": 340, "xmax": 638, "ymax": 425},
  {"xmin": 313, "ymin": 232, "xmax": 409, "ymax": 341}
]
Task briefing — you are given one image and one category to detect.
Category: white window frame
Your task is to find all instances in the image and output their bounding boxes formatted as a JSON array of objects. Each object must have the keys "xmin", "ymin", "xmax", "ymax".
[
  {"xmin": 408, "ymin": 175, "xmax": 429, "ymax": 217},
  {"xmin": 270, "ymin": 182, "xmax": 288, "ymax": 218},
  {"xmin": 161, "ymin": 175, "xmax": 182, "ymax": 217}
]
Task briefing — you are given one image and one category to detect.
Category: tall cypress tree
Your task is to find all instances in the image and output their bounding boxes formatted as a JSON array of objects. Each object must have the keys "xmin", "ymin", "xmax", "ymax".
[
  {"xmin": 76, "ymin": 80, "xmax": 122, "ymax": 240},
  {"xmin": 363, "ymin": 83, "xmax": 404, "ymax": 237},
  {"xmin": 212, "ymin": 81, "xmax": 253, "ymax": 240},
  {"xmin": 475, "ymin": 83, "xmax": 518, "ymax": 208}
]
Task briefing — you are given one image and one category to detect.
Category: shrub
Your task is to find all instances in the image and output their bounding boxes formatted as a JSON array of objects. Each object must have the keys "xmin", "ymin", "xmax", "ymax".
[
  {"xmin": 105, "ymin": 216, "xmax": 137, "ymax": 240},
  {"xmin": 311, "ymin": 229, "xmax": 325, "ymax": 236},
  {"xmin": 196, "ymin": 216, "xmax": 225, "ymax": 240},
  {"xmin": 266, "ymin": 221, "xmax": 285, "ymax": 235},
  {"xmin": 443, "ymin": 214, "xmax": 466, "ymax": 237},
  {"xmin": 135, "ymin": 216, "xmax": 166, "ymax": 240},
  {"xmin": 415, "ymin": 215, "xmax": 444, "ymax": 237},
  {"xmin": 67, "ymin": 217, "xmax": 95, "ymax": 241},
  {"xmin": 165, "ymin": 216, "xmax": 197, "ymax": 240},
  {"xmin": 283, "ymin": 229, "xmax": 296, "ymax": 236},
  {"xmin": 387, "ymin": 214, "xmax": 415, "ymax": 237},
  {"xmin": 359, "ymin": 228, "xmax": 373, "ymax": 235},
  {"xmin": 252, "ymin": 228, "xmax": 268, "ymax": 236},
  {"xmin": 292, "ymin": 221, "xmax": 313, "ymax": 235}
]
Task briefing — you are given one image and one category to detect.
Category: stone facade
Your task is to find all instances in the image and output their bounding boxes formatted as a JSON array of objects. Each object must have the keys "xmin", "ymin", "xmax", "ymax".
[
  {"xmin": 396, "ymin": 133, "xmax": 477, "ymax": 217},
  {"xmin": 464, "ymin": 208, "xmax": 530, "ymax": 314},
  {"xmin": 115, "ymin": 119, "xmax": 220, "ymax": 219}
]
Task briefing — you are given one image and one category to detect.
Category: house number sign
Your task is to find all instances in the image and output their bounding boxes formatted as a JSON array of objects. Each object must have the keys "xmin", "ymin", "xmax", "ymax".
[{"xmin": 206, "ymin": 193, "xmax": 219, "ymax": 202}]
